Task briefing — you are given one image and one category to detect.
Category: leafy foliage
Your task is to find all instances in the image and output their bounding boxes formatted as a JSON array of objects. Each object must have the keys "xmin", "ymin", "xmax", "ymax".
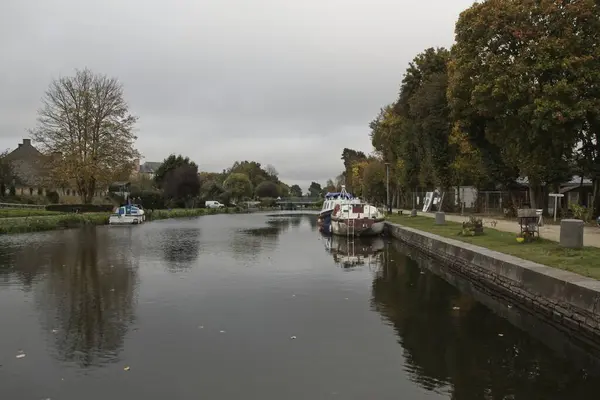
[
  {"xmin": 223, "ymin": 173, "xmax": 253, "ymax": 201},
  {"xmin": 30, "ymin": 68, "xmax": 139, "ymax": 204},
  {"xmin": 255, "ymin": 181, "xmax": 280, "ymax": 198}
]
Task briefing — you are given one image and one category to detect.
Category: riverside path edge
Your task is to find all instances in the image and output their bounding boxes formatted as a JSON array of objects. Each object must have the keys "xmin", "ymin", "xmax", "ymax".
[{"xmin": 385, "ymin": 221, "xmax": 600, "ymax": 348}]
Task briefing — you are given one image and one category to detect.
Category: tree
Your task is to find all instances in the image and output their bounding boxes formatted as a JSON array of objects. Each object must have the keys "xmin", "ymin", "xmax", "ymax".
[
  {"xmin": 308, "ymin": 181, "xmax": 322, "ymax": 197},
  {"xmin": 223, "ymin": 173, "xmax": 253, "ymax": 202},
  {"xmin": 341, "ymin": 148, "xmax": 367, "ymax": 193},
  {"xmin": 0, "ymin": 150, "xmax": 15, "ymax": 197},
  {"xmin": 449, "ymin": 0, "xmax": 597, "ymax": 208},
  {"xmin": 30, "ymin": 68, "xmax": 139, "ymax": 204},
  {"xmin": 265, "ymin": 164, "xmax": 279, "ymax": 180},
  {"xmin": 362, "ymin": 159, "xmax": 386, "ymax": 204},
  {"xmin": 255, "ymin": 181, "xmax": 280, "ymax": 198},
  {"xmin": 289, "ymin": 184, "xmax": 302, "ymax": 197},
  {"xmin": 162, "ymin": 164, "xmax": 201, "ymax": 207},
  {"xmin": 154, "ymin": 154, "xmax": 197, "ymax": 188},
  {"xmin": 228, "ymin": 161, "xmax": 273, "ymax": 188}
]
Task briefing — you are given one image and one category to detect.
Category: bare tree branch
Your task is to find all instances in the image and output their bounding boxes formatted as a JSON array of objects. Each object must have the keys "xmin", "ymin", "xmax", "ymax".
[{"xmin": 30, "ymin": 69, "xmax": 139, "ymax": 203}]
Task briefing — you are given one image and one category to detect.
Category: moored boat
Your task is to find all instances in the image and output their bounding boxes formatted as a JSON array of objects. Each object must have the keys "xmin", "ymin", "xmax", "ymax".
[
  {"xmin": 318, "ymin": 185, "xmax": 360, "ymax": 234},
  {"xmin": 108, "ymin": 204, "xmax": 145, "ymax": 225},
  {"xmin": 330, "ymin": 201, "xmax": 385, "ymax": 237}
]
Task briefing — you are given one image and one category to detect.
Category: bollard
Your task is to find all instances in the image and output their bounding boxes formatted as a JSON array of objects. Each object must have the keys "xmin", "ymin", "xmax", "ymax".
[
  {"xmin": 435, "ymin": 212, "xmax": 445, "ymax": 225},
  {"xmin": 560, "ymin": 219, "xmax": 584, "ymax": 249},
  {"xmin": 410, "ymin": 209, "xmax": 417, "ymax": 217}
]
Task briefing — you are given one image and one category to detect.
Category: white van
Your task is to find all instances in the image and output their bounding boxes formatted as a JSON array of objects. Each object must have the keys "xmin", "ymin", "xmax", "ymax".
[{"xmin": 205, "ymin": 200, "xmax": 225, "ymax": 209}]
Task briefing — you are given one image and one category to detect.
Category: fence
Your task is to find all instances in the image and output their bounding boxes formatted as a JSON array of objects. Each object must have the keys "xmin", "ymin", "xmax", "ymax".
[
  {"xmin": 0, "ymin": 202, "xmax": 46, "ymax": 209},
  {"xmin": 398, "ymin": 189, "xmax": 530, "ymax": 216}
]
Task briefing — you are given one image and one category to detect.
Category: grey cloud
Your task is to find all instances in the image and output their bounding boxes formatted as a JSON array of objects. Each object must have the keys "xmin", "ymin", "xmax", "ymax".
[{"xmin": 0, "ymin": 0, "xmax": 475, "ymax": 188}]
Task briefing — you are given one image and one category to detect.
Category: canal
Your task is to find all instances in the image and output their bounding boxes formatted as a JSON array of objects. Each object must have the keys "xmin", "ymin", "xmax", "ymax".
[{"xmin": 1, "ymin": 212, "xmax": 599, "ymax": 399}]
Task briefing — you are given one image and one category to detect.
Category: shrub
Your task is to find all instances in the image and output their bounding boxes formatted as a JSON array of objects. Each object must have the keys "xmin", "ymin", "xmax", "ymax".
[
  {"xmin": 46, "ymin": 204, "xmax": 114, "ymax": 213},
  {"xmin": 46, "ymin": 190, "xmax": 59, "ymax": 204},
  {"xmin": 570, "ymin": 204, "xmax": 593, "ymax": 222},
  {"xmin": 458, "ymin": 215, "xmax": 484, "ymax": 236},
  {"xmin": 129, "ymin": 190, "xmax": 165, "ymax": 209}
]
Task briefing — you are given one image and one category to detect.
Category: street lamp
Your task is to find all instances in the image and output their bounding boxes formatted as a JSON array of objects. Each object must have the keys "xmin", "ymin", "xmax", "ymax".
[{"xmin": 385, "ymin": 162, "xmax": 391, "ymax": 214}]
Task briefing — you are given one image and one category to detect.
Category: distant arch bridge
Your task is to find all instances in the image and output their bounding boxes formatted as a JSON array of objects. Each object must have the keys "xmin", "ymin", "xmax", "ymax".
[{"xmin": 275, "ymin": 197, "xmax": 320, "ymax": 207}]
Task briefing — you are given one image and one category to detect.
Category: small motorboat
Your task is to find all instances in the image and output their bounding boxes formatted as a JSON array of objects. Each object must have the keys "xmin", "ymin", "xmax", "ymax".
[{"xmin": 108, "ymin": 204, "xmax": 145, "ymax": 225}]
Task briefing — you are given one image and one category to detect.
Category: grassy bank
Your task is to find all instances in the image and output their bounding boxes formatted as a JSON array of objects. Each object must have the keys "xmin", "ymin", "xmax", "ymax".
[
  {"xmin": 387, "ymin": 214, "xmax": 600, "ymax": 280},
  {"xmin": 0, "ymin": 213, "xmax": 109, "ymax": 235},
  {"xmin": 0, "ymin": 207, "xmax": 245, "ymax": 236},
  {"xmin": 0, "ymin": 209, "xmax": 63, "ymax": 218}
]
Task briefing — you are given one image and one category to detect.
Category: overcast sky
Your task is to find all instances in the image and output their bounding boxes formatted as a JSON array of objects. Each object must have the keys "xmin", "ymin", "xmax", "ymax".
[{"xmin": 1, "ymin": 0, "xmax": 475, "ymax": 191}]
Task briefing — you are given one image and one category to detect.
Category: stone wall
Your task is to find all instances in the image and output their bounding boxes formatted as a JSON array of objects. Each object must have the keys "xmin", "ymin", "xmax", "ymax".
[{"xmin": 385, "ymin": 222, "xmax": 600, "ymax": 349}]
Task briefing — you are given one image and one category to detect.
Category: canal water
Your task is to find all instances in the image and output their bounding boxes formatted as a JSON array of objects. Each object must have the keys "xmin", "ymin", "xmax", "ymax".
[{"xmin": 1, "ymin": 212, "xmax": 599, "ymax": 399}]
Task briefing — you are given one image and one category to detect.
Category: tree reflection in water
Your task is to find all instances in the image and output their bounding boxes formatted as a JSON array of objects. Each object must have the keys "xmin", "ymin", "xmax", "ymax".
[
  {"xmin": 30, "ymin": 227, "xmax": 139, "ymax": 368},
  {"xmin": 159, "ymin": 227, "xmax": 202, "ymax": 272},
  {"xmin": 370, "ymin": 242, "xmax": 600, "ymax": 399},
  {"xmin": 231, "ymin": 217, "xmax": 295, "ymax": 259}
]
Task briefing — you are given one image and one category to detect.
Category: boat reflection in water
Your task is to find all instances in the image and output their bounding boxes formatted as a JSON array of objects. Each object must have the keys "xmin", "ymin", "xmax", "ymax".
[{"xmin": 322, "ymin": 233, "xmax": 385, "ymax": 269}]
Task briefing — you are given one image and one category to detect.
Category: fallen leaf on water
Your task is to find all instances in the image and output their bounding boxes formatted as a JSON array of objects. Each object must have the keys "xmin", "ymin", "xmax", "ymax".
[
  {"xmin": 124, "ymin": 366, "xmax": 130, "ymax": 371},
  {"xmin": 452, "ymin": 307, "xmax": 460, "ymax": 310},
  {"xmin": 16, "ymin": 353, "xmax": 26, "ymax": 359}
]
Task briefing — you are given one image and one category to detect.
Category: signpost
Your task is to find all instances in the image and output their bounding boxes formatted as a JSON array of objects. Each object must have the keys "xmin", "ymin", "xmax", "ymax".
[{"xmin": 549, "ymin": 193, "xmax": 565, "ymax": 222}]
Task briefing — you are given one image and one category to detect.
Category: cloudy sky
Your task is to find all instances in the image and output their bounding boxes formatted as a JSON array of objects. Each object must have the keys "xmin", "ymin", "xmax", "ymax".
[{"xmin": 1, "ymin": 0, "xmax": 475, "ymax": 190}]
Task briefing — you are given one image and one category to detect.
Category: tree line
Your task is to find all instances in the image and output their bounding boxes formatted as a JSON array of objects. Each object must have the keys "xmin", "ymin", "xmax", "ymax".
[
  {"xmin": 336, "ymin": 0, "xmax": 600, "ymax": 215},
  {"xmin": 132, "ymin": 155, "xmax": 297, "ymax": 208}
]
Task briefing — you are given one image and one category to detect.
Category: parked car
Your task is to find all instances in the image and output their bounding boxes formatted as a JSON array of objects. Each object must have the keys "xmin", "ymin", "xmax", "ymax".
[{"xmin": 205, "ymin": 200, "xmax": 225, "ymax": 209}]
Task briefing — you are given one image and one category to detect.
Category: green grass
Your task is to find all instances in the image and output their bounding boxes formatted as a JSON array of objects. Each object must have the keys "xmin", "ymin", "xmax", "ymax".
[
  {"xmin": 0, "ymin": 209, "xmax": 64, "ymax": 218},
  {"xmin": 387, "ymin": 214, "xmax": 600, "ymax": 280},
  {"xmin": 0, "ymin": 213, "xmax": 109, "ymax": 235}
]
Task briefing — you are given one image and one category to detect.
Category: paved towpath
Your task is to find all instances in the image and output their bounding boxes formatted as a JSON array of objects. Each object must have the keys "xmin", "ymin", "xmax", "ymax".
[{"xmin": 395, "ymin": 209, "xmax": 600, "ymax": 248}]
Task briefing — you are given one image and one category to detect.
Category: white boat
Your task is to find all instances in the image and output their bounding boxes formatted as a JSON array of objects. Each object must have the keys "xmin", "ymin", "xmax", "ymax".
[
  {"xmin": 318, "ymin": 185, "xmax": 361, "ymax": 233},
  {"xmin": 108, "ymin": 204, "xmax": 145, "ymax": 225},
  {"xmin": 330, "ymin": 201, "xmax": 385, "ymax": 237},
  {"xmin": 323, "ymin": 234, "xmax": 385, "ymax": 268}
]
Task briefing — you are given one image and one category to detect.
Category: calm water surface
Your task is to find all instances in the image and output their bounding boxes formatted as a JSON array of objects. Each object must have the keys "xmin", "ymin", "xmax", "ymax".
[{"xmin": 1, "ymin": 212, "xmax": 599, "ymax": 399}]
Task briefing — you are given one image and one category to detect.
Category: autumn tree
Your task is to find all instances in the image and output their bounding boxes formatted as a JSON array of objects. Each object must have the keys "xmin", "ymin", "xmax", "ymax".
[
  {"xmin": 341, "ymin": 148, "xmax": 367, "ymax": 193},
  {"xmin": 449, "ymin": 0, "xmax": 599, "ymax": 208},
  {"xmin": 30, "ymin": 68, "xmax": 139, "ymax": 204},
  {"xmin": 361, "ymin": 159, "xmax": 387, "ymax": 204},
  {"xmin": 223, "ymin": 173, "xmax": 253, "ymax": 202}
]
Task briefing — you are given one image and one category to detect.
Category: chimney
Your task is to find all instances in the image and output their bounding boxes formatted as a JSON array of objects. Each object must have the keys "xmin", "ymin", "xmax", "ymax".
[{"xmin": 23, "ymin": 139, "xmax": 31, "ymax": 146}]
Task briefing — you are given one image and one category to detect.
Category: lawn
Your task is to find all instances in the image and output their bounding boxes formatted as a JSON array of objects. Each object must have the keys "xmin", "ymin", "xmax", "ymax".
[{"xmin": 387, "ymin": 214, "xmax": 600, "ymax": 280}]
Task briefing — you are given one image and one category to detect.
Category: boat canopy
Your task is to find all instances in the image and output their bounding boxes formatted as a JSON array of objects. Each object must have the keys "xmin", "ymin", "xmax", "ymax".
[{"xmin": 324, "ymin": 192, "xmax": 354, "ymax": 200}]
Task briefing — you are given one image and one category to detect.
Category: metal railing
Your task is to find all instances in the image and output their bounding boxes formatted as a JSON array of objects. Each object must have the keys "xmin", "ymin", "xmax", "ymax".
[{"xmin": 276, "ymin": 197, "xmax": 321, "ymax": 204}]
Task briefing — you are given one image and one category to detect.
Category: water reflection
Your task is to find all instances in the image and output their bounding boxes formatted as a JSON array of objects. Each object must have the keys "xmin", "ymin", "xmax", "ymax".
[
  {"xmin": 322, "ymin": 234, "xmax": 384, "ymax": 269},
  {"xmin": 0, "ymin": 228, "xmax": 139, "ymax": 368},
  {"xmin": 231, "ymin": 217, "xmax": 298, "ymax": 259},
  {"xmin": 371, "ymin": 241, "xmax": 600, "ymax": 399},
  {"xmin": 160, "ymin": 227, "xmax": 202, "ymax": 272}
]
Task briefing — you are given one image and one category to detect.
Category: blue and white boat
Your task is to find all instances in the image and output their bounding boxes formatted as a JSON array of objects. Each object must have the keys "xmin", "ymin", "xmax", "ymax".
[
  {"xmin": 318, "ymin": 185, "xmax": 360, "ymax": 234},
  {"xmin": 109, "ymin": 204, "xmax": 145, "ymax": 225}
]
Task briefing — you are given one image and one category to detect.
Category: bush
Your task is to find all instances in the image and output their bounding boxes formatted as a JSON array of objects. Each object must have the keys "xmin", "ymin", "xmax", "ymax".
[
  {"xmin": 130, "ymin": 190, "xmax": 165, "ymax": 209},
  {"xmin": 458, "ymin": 215, "xmax": 484, "ymax": 236},
  {"xmin": 259, "ymin": 197, "xmax": 277, "ymax": 207},
  {"xmin": 45, "ymin": 204, "xmax": 114, "ymax": 213},
  {"xmin": 46, "ymin": 190, "xmax": 60, "ymax": 204},
  {"xmin": 570, "ymin": 204, "xmax": 593, "ymax": 223}
]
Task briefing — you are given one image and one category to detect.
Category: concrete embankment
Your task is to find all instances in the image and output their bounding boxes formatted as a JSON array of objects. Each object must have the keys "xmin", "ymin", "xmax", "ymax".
[{"xmin": 385, "ymin": 221, "xmax": 600, "ymax": 350}]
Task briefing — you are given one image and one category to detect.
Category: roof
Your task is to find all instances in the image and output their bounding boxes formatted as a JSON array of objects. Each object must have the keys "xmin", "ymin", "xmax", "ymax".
[{"xmin": 139, "ymin": 161, "xmax": 162, "ymax": 173}]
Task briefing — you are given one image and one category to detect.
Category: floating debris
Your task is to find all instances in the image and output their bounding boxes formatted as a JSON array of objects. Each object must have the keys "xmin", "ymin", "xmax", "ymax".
[
  {"xmin": 198, "ymin": 326, "xmax": 204, "ymax": 329},
  {"xmin": 344, "ymin": 298, "xmax": 349, "ymax": 300},
  {"xmin": 507, "ymin": 304, "xmax": 513, "ymax": 309},
  {"xmin": 452, "ymin": 306, "xmax": 460, "ymax": 311},
  {"xmin": 290, "ymin": 336, "xmax": 297, "ymax": 340},
  {"xmin": 16, "ymin": 351, "xmax": 26, "ymax": 359},
  {"xmin": 219, "ymin": 330, "xmax": 226, "ymax": 333},
  {"xmin": 498, "ymin": 333, "xmax": 504, "ymax": 337},
  {"xmin": 51, "ymin": 329, "xmax": 58, "ymax": 334},
  {"xmin": 123, "ymin": 366, "xmax": 130, "ymax": 371}
]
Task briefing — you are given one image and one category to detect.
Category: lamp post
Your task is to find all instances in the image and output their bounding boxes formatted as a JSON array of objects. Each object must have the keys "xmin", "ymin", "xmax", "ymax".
[{"xmin": 385, "ymin": 162, "xmax": 391, "ymax": 214}]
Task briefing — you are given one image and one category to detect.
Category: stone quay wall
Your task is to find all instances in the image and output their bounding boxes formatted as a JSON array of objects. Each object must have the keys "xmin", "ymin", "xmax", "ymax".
[{"xmin": 385, "ymin": 222, "xmax": 600, "ymax": 347}]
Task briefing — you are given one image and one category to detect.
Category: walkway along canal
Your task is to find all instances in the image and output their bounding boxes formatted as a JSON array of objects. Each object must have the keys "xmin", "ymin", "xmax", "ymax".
[{"xmin": 1, "ymin": 212, "xmax": 600, "ymax": 399}]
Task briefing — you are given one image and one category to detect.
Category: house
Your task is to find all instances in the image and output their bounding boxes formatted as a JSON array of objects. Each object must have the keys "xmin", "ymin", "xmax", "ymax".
[
  {"xmin": 2, "ymin": 138, "xmax": 48, "ymax": 194},
  {"xmin": 138, "ymin": 161, "xmax": 162, "ymax": 178}
]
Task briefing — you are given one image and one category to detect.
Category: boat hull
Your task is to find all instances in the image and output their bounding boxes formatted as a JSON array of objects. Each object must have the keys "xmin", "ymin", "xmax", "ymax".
[
  {"xmin": 318, "ymin": 210, "xmax": 334, "ymax": 233},
  {"xmin": 109, "ymin": 214, "xmax": 143, "ymax": 225},
  {"xmin": 331, "ymin": 217, "xmax": 385, "ymax": 237}
]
